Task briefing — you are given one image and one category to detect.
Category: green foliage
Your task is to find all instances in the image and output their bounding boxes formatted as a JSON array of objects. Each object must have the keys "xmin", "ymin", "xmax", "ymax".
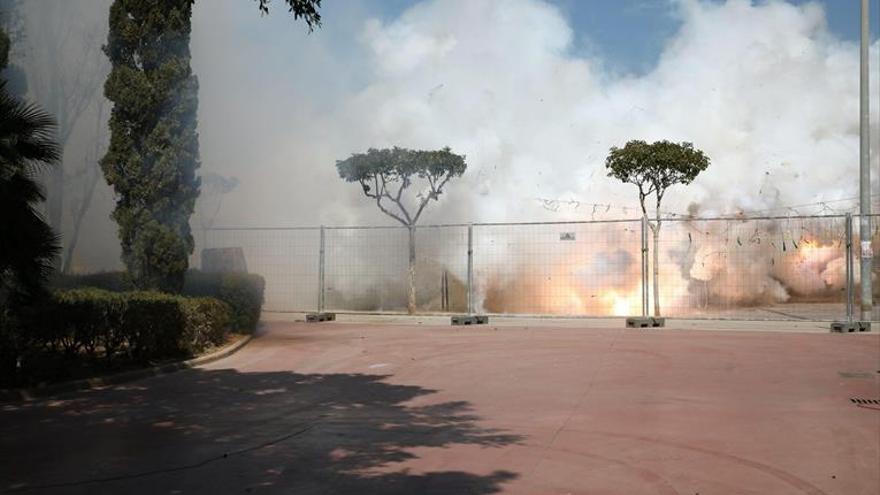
[
  {"xmin": 336, "ymin": 147, "xmax": 467, "ymax": 226},
  {"xmin": 51, "ymin": 269, "xmax": 265, "ymax": 333},
  {"xmin": 255, "ymin": 0, "xmax": 322, "ymax": 30},
  {"xmin": 0, "ymin": 22, "xmax": 61, "ymax": 386},
  {"xmin": 1, "ymin": 288, "xmax": 232, "ymax": 387},
  {"xmin": 0, "ymin": 4, "xmax": 27, "ymax": 98},
  {"xmin": 0, "ymin": 79, "xmax": 61, "ymax": 307},
  {"xmin": 605, "ymin": 140, "xmax": 710, "ymax": 210},
  {"xmin": 179, "ymin": 296, "xmax": 230, "ymax": 350},
  {"xmin": 0, "ymin": 306, "xmax": 23, "ymax": 384},
  {"xmin": 45, "ymin": 288, "xmax": 127, "ymax": 357},
  {"xmin": 183, "ymin": 271, "xmax": 265, "ymax": 332},
  {"xmin": 0, "ymin": 28, "xmax": 8, "ymax": 70},
  {"xmin": 101, "ymin": 0, "xmax": 200, "ymax": 293},
  {"xmin": 43, "ymin": 289, "xmax": 230, "ymax": 361}
]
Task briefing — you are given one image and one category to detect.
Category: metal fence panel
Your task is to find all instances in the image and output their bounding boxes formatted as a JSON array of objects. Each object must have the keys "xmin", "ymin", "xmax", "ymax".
[
  {"xmin": 198, "ymin": 214, "xmax": 875, "ymax": 321},
  {"xmin": 201, "ymin": 228, "xmax": 320, "ymax": 312},
  {"xmin": 655, "ymin": 216, "xmax": 848, "ymax": 320},
  {"xmin": 324, "ymin": 226, "xmax": 410, "ymax": 312},
  {"xmin": 472, "ymin": 221, "xmax": 642, "ymax": 316},
  {"xmin": 853, "ymin": 214, "xmax": 880, "ymax": 319},
  {"xmin": 413, "ymin": 225, "xmax": 469, "ymax": 313},
  {"xmin": 320, "ymin": 225, "xmax": 470, "ymax": 313}
]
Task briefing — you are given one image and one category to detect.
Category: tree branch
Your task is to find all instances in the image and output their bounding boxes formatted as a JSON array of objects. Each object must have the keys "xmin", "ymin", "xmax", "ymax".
[
  {"xmin": 412, "ymin": 171, "xmax": 451, "ymax": 224},
  {"xmin": 379, "ymin": 173, "xmax": 412, "ymax": 224},
  {"xmin": 358, "ymin": 173, "xmax": 410, "ymax": 226},
  {"xmin": 654, "ymin": 190, "xmax": 663, "ymax": 231},
  {"xmin": 375, "ymin": 199, "xmax": 410, "ymax": 227},
  {"xmin": 358, "ymin": 177, "xmax": 377, "ymax": 199},
  {"xmin": 394, "ymin": 174, "xmax": 407, "ymax": 203}
]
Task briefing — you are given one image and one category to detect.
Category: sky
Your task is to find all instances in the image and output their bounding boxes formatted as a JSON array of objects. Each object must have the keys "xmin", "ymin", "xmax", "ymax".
[{"xmin": 368, "ymin": 0, "xmax": 880, "ymax": 75}]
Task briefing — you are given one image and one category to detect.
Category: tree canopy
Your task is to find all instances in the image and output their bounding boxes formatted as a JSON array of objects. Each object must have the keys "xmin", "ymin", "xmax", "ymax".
[
  {"xmin": 255, "ymin": 0, "xmax": 321, "ymax": 30},
  {"xmin": 605, "ymin": 140, "xmax": 709, "ymax": 215},
  {"xmin": 101, "ymin": 0, "xmax": 200, "ymax": 293},
  {"xmin": 336, "ymin": 147, "xmax": 466, "ymax": 227}
]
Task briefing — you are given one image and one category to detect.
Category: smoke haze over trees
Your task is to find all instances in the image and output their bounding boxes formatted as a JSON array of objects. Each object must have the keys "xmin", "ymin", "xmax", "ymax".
[
  {"xmin": 101, "ymin": 0, "xmax": 201, "ymax": 292},
  {"xmin": 4, "ymin": 0, "xmax": 878, "ymax": 274},
  {"xmin": 190, "ymin": 0, "xmax": 878, "ymax": 229}
]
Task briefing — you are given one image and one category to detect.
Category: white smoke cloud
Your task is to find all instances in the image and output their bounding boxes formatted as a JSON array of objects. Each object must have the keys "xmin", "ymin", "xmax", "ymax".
[
  {"xmin": 193, "ymin": 0, "xmax": 879, "ymax": 229},
  {"xmin": 17, "ymin": 0, "xmax": 875, "ymax": 281}
]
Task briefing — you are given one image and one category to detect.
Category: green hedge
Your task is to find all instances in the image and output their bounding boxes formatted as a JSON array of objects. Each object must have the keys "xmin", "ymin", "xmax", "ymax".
[
  {"xmin": 41, "ymin": 289, "xmax": 231, "ymax": 363},
  {"xmin": 51, "ymin": 270, "xmax": 265, "ymax": 333},
  {"xmin": 183, "ymin": 271, "xmax": 265, "ymax": 333}
]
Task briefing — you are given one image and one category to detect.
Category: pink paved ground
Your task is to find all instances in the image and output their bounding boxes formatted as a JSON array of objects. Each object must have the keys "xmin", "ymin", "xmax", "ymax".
[{"xmin": 1, "ymin": 321, "xmax": 878, "ymax": 494}]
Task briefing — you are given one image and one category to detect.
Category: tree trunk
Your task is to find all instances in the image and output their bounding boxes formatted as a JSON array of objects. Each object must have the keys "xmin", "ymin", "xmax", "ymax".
[
  {"xmin": 652, "ymin": 216, "xmax": 661, "ymax": 317},
  {"xmin": 61, "ymin": 166, "xmax": 99, "ymax": 273},
  {"xmin": 407, "ymin": 225, "xmax": 416, "ymax": 314},
  {"xmin": 62, "ymin": 101, "xmax": 106, "ymax": 273}
]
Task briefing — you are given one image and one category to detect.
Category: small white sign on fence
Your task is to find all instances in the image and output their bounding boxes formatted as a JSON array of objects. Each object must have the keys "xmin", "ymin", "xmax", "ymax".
[{"xmin": 861, "ymin": 241, "xmax": 873, "ymax": 258}]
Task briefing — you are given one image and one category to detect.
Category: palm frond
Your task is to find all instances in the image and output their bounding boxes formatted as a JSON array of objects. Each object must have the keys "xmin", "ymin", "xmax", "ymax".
[
  {"xmin": 0, "ymin": 83, "xmax": 62, "ymax": 302},
  {"xmin": 0, "ymin": 82, "xmax": 60, "ymax": 176}
]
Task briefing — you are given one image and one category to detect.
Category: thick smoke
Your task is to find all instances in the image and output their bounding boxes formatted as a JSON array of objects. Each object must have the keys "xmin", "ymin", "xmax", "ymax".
[
  {"xmin": 13, "ymin": 1, "xmax": 879, "ymax": 314},
  {"xmin": 13, "ymin": 0, "xmax": 117, "ymax": 273},
  {"xmin": 193, "ymin": 0, "xmax": 879, "ymax": 228},
  {"xmin": 189, "ymin": 0, "xmax": 878, "ymax": 315}
]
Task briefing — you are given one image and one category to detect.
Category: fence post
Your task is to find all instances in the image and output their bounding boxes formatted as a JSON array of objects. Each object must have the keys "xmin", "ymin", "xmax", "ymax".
[
  {"xmin": 318, "ymin": 225, "xmax": 325, "ymax": 313},
  {"xmin": 641, "ymin": 216, "xmax": 648, "ymax": 317},
  {"xmin": 467, "ymin": 224, "xmax": 474, "ymax": 315},
  {"xmin": 845, "ymin": 213, "xmax": 854, "ymax": 323}
]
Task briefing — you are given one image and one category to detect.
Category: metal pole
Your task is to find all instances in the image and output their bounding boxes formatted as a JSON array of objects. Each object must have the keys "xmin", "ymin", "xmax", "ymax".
[
  {"xmin": 846, "ymin": 213, "xmax": 854, "ymax": 323},
  {"xmin": 641, "ymin": 216, "xmax": 648, "ymax": 317},
  {"xmin": 318, "ymin": 225, "xmax": 325, "ymax": 313},
  {"xmin": 467, "ymin": 224, "xmax": 474, "ymax": 315},
  {"xmin": 858, "ymin": 0, "xmax": 873, "ymax": 321}
]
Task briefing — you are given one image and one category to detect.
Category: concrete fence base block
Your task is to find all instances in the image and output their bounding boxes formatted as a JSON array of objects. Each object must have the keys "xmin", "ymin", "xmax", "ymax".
[
  {"xmin": 626, "ymin": 316, "xmax": 666, "ymax": 328},
  {"xmin": 451, "ymin": 315, "xmax": 490, "ymax": 326},
  {"xmin": 306, "ymin": 312, "xmax": 336, "ymax": 323},
  {"xmin": 830, "ymin": 321, "xmax": 871, "ymax": 333}
]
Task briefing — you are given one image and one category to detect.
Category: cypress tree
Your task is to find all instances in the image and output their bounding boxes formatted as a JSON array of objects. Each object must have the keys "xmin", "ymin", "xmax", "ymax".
[{"xmin": 101, "ymin": 0, "xmax": 199, "ymax": 292}]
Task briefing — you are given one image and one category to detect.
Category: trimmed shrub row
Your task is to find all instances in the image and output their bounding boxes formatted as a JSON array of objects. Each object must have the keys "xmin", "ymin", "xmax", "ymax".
[
  {"xmin": 40, "ymin": 288, "xmax": 231, "ymax": 364},
  {"xmin": 51, "ymin": 270, "xmax": 265, "ymax": 333},
  {"xmin": 183, "ymin": 271, "xmax": 265, "ymax": 333}
]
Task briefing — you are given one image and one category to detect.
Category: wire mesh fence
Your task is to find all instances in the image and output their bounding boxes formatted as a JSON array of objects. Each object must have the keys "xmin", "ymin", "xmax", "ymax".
[
  {"xmin": 654, "ymin": 215, "xmax": 849, "ymax": 320},
  {"xmin": 202, "ymin": 227, "xmax": 320, "ymax": 312},
  {"xmin": 473, "ymin": 220, "xmax": 641, "ymax": 316},
  {"xmin": 197, "ymin": 214, "xmax": 879, "ymax": 321},
  {"xmin": 323, "ymin": 226, "xmax": 409, "ymax": 313},
  {"xmin": 853, "ymin": 214, "xmax": 879, "ymax": 317}
]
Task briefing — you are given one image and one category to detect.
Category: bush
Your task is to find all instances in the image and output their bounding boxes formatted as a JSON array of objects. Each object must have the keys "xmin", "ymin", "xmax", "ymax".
[
  {"xmin": 179, "ymin": 296, "xmax": 230, "ymax": 353},
  {"xmin": 39, "ymin": 289, "xmax": 231, "ymax": 365},
  {"xmin": 0, "ymin": 308, "xmax": 22, "ymax": 385},
  {"xmin": 183, "ymin": 271, "xmax": 265, "ymax": 333},
  {"xmin": 0, "ymin": 295, "xmax": 55, "ymax": 387},
  {"xmin": 45, "ymin": 288, "xmax": 127, "ymax": 357},
  {"xmin": 52, "ymin": 270, "xmax": 265, "ymax": 333}
]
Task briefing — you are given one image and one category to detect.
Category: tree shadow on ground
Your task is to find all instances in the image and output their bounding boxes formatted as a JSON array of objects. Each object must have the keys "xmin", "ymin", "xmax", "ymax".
[{"xmin": 0, "ymin": 367, "xmax": 522, "ymax": 494}]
